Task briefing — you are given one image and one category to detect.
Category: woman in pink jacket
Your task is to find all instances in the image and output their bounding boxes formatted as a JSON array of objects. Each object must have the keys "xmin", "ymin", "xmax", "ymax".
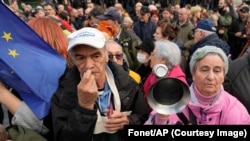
[
  {"xmin": 145, "ymin": 46, "xmax": 250, "ymax": 125},
  {"xmin": 143, "ymin": 40, "xmax": 187, "ymax": 98}
]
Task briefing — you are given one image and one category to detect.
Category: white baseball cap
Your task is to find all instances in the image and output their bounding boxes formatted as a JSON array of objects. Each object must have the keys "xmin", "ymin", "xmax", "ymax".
[{"xmin": 67, "ymin": 27, "xmax": 106, "ymax": 51}]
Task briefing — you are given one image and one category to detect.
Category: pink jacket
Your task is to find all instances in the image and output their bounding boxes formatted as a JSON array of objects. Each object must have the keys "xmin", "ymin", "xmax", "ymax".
[
  {"xmin": 143, "ymin": 65, "xmax": 187, "ymax": 97},
  {"xmin": 144, "ymin": 86, "xmax": 250, "ymax": 125}
]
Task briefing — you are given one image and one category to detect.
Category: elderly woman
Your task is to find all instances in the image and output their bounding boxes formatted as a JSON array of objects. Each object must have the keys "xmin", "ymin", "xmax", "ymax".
[
  {"xmin": 145, "ymin": 46, "xmax": 250, "ymax": 125},
  {"xmin": 143, "ymin": 40, "xmax": 187, "ymax": 97}
]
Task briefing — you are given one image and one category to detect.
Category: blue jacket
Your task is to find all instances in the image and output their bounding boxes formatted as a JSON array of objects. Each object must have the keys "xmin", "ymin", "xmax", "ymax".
[
  {"xmin": 133, "ymin": 19, "xmax": 156, "ymax": 41},
  {"xmin": 189, "ymin": 33, "xmax": 230, "ymax": 58}
]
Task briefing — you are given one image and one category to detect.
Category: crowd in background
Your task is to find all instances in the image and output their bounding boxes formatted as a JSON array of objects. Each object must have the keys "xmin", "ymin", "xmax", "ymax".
[{"xmin": 6, "ymin": 0, "xmax": 249, "ymax": 60}]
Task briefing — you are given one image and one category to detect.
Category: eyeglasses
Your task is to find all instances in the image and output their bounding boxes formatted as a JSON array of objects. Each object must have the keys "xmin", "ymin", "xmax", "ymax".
[{"xmin": 108, "ymin": 54, "xmax": 123, "ymax": 60}]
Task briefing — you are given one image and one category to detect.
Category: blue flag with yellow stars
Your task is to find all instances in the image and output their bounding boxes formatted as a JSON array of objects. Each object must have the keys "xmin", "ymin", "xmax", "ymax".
[{"xmin": 0, "ymin": 2, "xmax": 66, "ymax": 119}]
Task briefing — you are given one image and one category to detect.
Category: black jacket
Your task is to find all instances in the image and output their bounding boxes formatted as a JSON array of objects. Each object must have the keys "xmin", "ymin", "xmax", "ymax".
[
  {"xmin": 227, "ymin": 17, "xmax": 247, "ymax": 60},
  {"xmin": 50, "ymin": 61, "xmax": 150, "ymax": 141},
  {"xmin": 224, "ymin": 54, "xmax": 250, "ymax": 113}
]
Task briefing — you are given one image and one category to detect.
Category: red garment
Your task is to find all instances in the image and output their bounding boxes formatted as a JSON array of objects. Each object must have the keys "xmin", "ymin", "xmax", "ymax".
[
  {"xmin": 61, "ymin": 20, "xmax": 73, "ymax": 32},
  {"xmin": 55, "ymin": 15, "xmax": 73, "ymax": 32}
]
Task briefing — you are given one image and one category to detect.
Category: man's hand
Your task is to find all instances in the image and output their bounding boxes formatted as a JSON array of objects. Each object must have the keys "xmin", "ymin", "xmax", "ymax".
[
  {"xmin": 104, "ymin": 110, "xmax": 129, "ymax": 131},
  {"xmin": 77, "ymin": 69, "xmax": 98, "ymax": 109}
]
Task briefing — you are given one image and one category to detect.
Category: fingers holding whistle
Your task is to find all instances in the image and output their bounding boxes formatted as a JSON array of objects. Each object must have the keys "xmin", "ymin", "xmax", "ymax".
[{"xmin": 77, "ymin": 69, "xmax": 98, "ymax": 109}]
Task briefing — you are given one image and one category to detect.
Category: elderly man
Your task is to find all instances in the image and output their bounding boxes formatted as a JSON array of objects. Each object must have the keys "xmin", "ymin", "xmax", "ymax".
[
  {"xmin": 132, "ymin": 1, "xmax": 142, "ymax": 22},
  {"xmin": 186, "ymin": 18, "xmax": 230, "ymax": 84},
  {"xmin": 50, "ymin": 27, "xmax": 150, "ymax": 141},
  {"xmin": 97, "ymin": 8, "xmax": 142, "ymax": 71},
  {"xmin": 133, "ymin": 6, "xmax": 157, "ymax": 41},
  {"xmin": 175, "ymin": 7, "xmax": 194, "ymax": 45},
  {"xmin": 105, "ymin": 40, "xmax": 141, "ymax": 84}
]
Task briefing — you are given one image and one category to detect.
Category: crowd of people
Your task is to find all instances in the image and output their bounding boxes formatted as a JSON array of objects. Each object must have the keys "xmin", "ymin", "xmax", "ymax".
[{"xmin": 1, "ymin": 0, "xmax": 250, "ymax": 140}]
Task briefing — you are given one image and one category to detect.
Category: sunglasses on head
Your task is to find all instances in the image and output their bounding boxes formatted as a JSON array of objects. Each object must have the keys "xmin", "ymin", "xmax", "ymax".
[{"xmin": 108, "ymin": 54, "xmax": 123, "ymax": 60}]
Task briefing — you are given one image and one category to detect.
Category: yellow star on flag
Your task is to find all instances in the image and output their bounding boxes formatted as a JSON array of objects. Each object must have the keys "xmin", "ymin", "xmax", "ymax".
[
  {"xmin": 8, "ymin": 49, "xmax": 19, "ymax": 58},
  {"xmin": 2, "ymin": 32, "xmax": 12, "ymax": 42}
]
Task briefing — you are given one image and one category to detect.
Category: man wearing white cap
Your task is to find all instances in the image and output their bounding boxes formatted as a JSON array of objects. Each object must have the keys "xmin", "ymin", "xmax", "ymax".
[{"xmin": 50, "ymin": 27, "xmax": 150, "ymax": 141}]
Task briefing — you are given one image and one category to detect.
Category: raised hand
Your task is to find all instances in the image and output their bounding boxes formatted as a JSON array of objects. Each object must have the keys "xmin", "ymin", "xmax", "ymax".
[{"xmin": 77, "ymin": 69, "xmax": 98, "ymax": 109}]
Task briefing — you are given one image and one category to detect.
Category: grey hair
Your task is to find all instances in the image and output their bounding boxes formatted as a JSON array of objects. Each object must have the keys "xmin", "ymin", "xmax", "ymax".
[
  {"xmin": 68, "ymin": 48, "xmax": 76, "ymax": 62},
  {"xmin": 189, "ymin": 46, "xmax": 228, "ymax": 75},
  {"xmin": 154, "ymin": 40, "xmax": 181, "ymax": 69},
  {"xmin": 105, "ymin": 40, "xmax": 122, "ymax": 50},
  {"xmin": 104, "ymin": 40, "xmax": 120, "ymax": 62},
  {"xmin": 105, "ymin": 40, "xmax": 129, "ymax": 66}
]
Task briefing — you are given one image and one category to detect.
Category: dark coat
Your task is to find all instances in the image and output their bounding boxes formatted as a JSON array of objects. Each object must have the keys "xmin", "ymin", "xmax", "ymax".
[
  {"xmin": 224, "ymin": 54, "xmax": 250, "ymax": 114},
  {"xmin": 50, "ymin": 61, "xmax": 150, "ymax": 141},
  {"xmin": 227, "ymin": 17, "xmax": 247, "ymax": 60},
  {"xmin": 133, "ymin": 19, "xmax": 156, "ymax": 41},
  {"xmin": 118, "ymin": 27, "xmax": 142, "ymax": 71}
]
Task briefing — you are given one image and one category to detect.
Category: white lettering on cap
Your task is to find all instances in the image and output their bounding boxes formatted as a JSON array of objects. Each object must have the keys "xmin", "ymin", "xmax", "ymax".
[{"xmin": 73, "ymin": 31, "xmax": 95, "ymax": 39}]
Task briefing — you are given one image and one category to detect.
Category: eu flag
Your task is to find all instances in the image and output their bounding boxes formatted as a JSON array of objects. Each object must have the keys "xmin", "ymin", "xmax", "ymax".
[{"xmin": 0, "ymin": 2, "xmax": 66, "ymax": 119}]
